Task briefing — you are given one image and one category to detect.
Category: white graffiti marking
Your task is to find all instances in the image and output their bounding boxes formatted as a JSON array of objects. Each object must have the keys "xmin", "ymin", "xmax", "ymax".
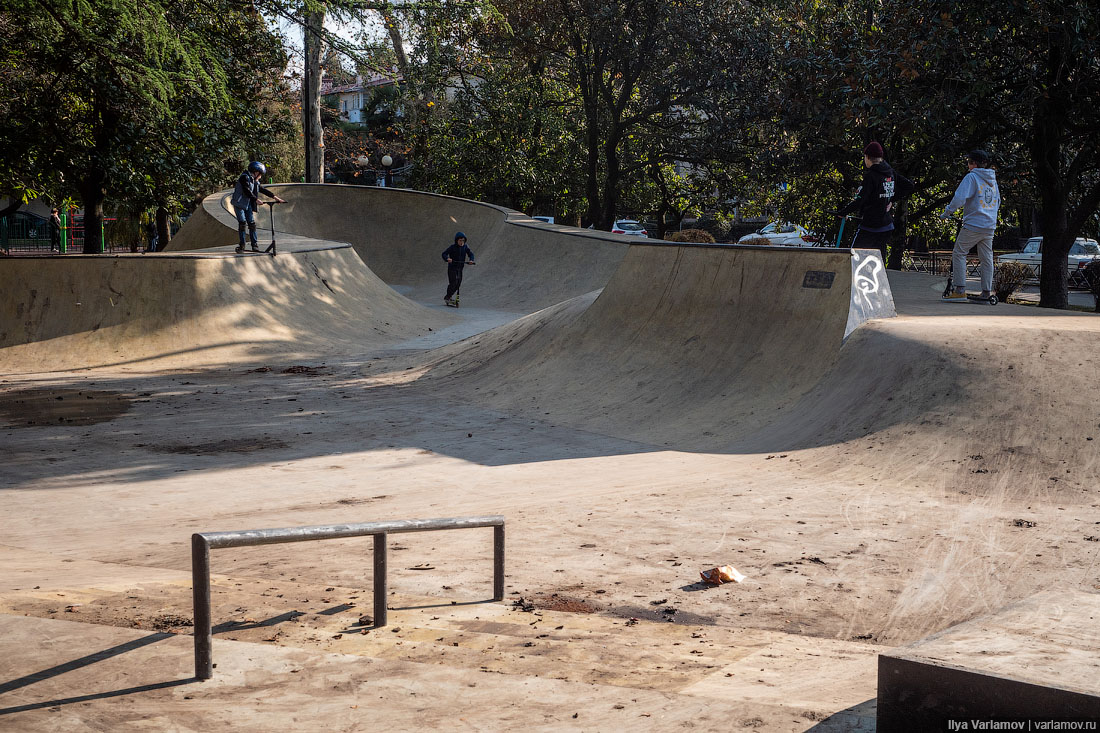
[{"xmin": 852, "ymin": 251, "xmax": 883, "ymax": 310}]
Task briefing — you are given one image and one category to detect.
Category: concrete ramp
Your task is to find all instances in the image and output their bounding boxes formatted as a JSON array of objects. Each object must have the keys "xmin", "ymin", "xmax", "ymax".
[
  {"xmin": 427, "ymin": 243, "xmax": 894, "ymax": 448},
  {"xmin": 0, "ymin": 243, "xmax": 451, "ymax": 374},
  {"xmin": 168, "ymin": 184, "xmax": 631, "ymax": 311},
  {"xmin": 4, "ymin": 184, "xmax": 892, "ymax": 378},
  {"xmin": 878, "ymin": 590, "xmax": 1100, "ymax": 728},
  {"xmin": 845, "ymin": 249, "xmax": 895, "ymax": 338}
]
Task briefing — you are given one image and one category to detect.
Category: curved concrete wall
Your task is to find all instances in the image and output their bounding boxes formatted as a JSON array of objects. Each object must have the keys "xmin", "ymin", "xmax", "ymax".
[
  {"xmin": 168, "ymin": 184, "xmax": 631, "ymax": 311},
  {"xmin": 425, "ymin": 243, "xmax": 869, "ymax": 447},
  {"xmin": 0, "ymin": 244, "xmax": 448, "ymax": 374}
]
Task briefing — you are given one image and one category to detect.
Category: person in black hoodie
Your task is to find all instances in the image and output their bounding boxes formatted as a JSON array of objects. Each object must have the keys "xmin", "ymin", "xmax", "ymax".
[
  {"xmin": 441, "ymin": 231, "xmax": 476, "ymax": 306},
  {"xmin": 838, "ymin": 141, "xmax": 914, "ymax": 264}
]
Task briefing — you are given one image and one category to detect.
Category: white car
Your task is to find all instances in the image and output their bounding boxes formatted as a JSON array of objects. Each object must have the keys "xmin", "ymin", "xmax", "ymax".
[
  {"xmin": 612, "ymin": 220, "xmax": 648, "ymax": 237},
  {"xmin": 737, "ymin": 222, "xmax": 818, "ymax": 247},
  {"xmin": 997, "ymin": 236, "xmax": 1100, "ymax": 272}
]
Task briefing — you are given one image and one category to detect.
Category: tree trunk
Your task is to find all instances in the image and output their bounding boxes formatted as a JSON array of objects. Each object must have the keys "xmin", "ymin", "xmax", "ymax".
[
  {"xmin": 382, "ymin": 4, "xmax": 409, "ymax": 75},
  {"xmin": 303, "ymin": 6, "xmax": 326, "ymax": 183},
  {"xmin": 381, "ymin": 3, "xmax": 420, "ymax": 170},
  {"xmin": 1038, "ymin": 228, "xmax": 1071, "ymax": 309},
  {"xmin": 1031, "ymin": 37, "xmax": 1070, "ymax": 309},
  {"xmin": 78, "ymin": 174, "xmax": 107, "ymax": 254},
  {"xmin": 601, "ymin": 132, "xmax": 621, "ymax": 231},
  {"xmin": 583, "ymin": 108, "xmax": 602, "ymax": 227},
  {"xmin": 156, "ymin": 206, "xmax": 170, "ymax": 250}
]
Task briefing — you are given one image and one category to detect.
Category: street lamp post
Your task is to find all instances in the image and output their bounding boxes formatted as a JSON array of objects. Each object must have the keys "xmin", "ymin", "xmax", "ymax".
[{"xmin": 381, "ymin": 154, "xmax": 393, "ymax": 187}]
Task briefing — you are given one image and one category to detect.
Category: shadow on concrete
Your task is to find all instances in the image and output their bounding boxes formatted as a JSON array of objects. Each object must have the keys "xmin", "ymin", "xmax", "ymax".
[
  {"xmin": 0, "ymin": 323, "xmax": 970, "ymax": 488},
  {"xmin": 387, "ymin": 598, "xmax": 496, "ymax": 612},
  {"xmin": 0, "ymin": 362, "xmax": 662, "ymax": 488},
  {"xmin": 0, "ymin": 632, "xmax": 195, "ymax": 715},
  {"xmin": 804, "ymin": 697, "xmax": 876, "ymax": 731},
  {"xmin": 213, "ymin": 610, "xmax": 303, "ymax": 634},
  {"xmin": 0, "ymin": 678, "xmax": 195, "ymax": 715}
]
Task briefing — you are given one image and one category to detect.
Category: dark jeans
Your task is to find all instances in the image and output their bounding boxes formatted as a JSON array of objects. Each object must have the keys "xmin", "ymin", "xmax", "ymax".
[
  {"xmin": 235, "ymin": 207, "xmax": 256, "ymax": 247},
  {"xmin": 851, "ymin": 228, "xmax": 891, "ymax": 264},
  {"xmin": 445, "ymin": 265, "xmax": 464, "ymax": 299}
]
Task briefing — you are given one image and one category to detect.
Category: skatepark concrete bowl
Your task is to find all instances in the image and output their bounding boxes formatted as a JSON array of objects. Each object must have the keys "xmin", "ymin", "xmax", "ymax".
[
  {"xmin": 3, "ymin": 184, "xmax": 1100, "ymax": 731},
  {"xmin": 167, "ymin": 183, "xmax": 633, "ymax": 311}
]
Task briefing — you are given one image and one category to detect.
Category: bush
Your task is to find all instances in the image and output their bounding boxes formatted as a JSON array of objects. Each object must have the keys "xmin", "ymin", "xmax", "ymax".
[
  {"xmin": 668, "ymin": 228, "xmax": 716, "ymax": 244},
  {"xmin": 692, "ymin": 215, "xmax": 731, "ymax": 241},
  {"xmin": 993, "ymin": 261, "xmax": 1031, "ymax": 301},
  {"xmin": 738, "ymin": 236, "xmax": 772, "ymax": 246}
]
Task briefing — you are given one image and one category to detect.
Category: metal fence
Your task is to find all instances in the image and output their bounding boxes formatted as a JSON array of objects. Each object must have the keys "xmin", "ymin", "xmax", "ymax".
[
  {"xmin": 0, "ymin": 212, "xmax": 149, "ymax": 254},
  {"xmin": 191, "ymin": 515, "xmax": 505, "ymax": 680},
  {"xmin": 903, "ymin": 251, "xmax": 1093, "ymax": 289}
]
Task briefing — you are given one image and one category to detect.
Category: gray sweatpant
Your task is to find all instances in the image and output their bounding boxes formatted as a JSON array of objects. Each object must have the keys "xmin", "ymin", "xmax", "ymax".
[{"xmin": 952, "ymin": 226, "xmax": 995, "ymax": 292}]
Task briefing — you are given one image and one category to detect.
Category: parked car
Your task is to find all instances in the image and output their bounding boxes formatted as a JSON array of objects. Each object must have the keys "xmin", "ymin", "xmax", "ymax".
[
  {"xmin": 611, "ymin": 220, "xmax": 648, "ymax": 237},
  {"xmin": 997, "ymin": 236, "xmax": 1100, "ymax": 271},
  {"xmin": 737, "ymin": 222, "xmax": 817, "ymax": 247}
]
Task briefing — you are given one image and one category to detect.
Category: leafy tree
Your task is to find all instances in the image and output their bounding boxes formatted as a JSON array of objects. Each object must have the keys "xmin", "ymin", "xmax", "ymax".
[
  {"xmin": 750, "ymin": 0, "xmax": 1001, "ymax": 266},
  {"xmin": 869, "ymin": 0, "xmax": 1100, "ymax": 305},
  {"xmin": 0, "ymin": 0, "xmax": 291, "ymax": 252},
  {"xmin": 524, "ymin": 0, "xmax": 770, "ymax": 229},
  {"xmin": 418, "ymin": 47, "xmax": 587, "ymax": 218},
  {"xmin": 765, "ymin": 0, "xmax": 1100, "ymax": 306},
  {"xmin": 388, "ymin": 0, "xmax": 771, "ymax": 229}
]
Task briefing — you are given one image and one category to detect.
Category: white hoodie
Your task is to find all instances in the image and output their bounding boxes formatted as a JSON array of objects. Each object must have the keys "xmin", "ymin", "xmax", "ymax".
[{"xmin": 944, "ymin": 167, "xmax": 1000, "ymax": 232}]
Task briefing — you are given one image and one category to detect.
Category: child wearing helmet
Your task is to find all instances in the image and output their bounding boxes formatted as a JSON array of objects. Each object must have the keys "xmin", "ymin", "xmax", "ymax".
[
  {"xmin": 441, "ymin": 231, "xmax": 476, "ymax": 306},
  {"xmin": 230, "ymin": 161, "xmax": 286, "ymax": 253}
]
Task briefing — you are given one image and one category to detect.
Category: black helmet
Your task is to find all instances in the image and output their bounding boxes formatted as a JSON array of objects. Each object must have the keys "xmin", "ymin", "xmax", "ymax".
[
  {"xmin": 247, "ymin": 161, "xmax": 267, "ymax": 175},
  {"xmin": 967, "ymin": 150, "xmax": 991, "ymax": 167}
]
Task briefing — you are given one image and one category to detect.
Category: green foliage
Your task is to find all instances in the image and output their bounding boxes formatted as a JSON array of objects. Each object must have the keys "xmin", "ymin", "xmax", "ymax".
[
  {"xmin": 381, "ymin": 0, "xmax": 770, "ymax": 226},
  {"xmin": 0, "ymin": 0, "xmax": 295, "ymax": 249}
]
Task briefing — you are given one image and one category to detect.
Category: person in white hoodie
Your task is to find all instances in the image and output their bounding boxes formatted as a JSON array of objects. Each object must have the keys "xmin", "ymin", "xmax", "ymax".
[{"xmin": 941, "ymin": 150, "xmax": 1000, "ymax": 300}]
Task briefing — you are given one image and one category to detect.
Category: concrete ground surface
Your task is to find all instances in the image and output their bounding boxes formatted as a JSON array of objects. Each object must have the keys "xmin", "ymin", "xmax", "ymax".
[{"xmin": 2, "ymin": 186, "xmax": 1099, "ymax": 731}]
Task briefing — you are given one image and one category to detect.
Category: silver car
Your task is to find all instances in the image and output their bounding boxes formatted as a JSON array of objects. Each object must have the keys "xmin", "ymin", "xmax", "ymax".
[
  {"xmin": 997, "ymin": 236, "xmax": 1100, "ymax": 269},
  {"xmin": 997, "ymin": 236, "xmax": 1100, "ymax": 286},
  {"xmin": 737, "ymin": 222, "xmax": 817, "ymax": 247}
]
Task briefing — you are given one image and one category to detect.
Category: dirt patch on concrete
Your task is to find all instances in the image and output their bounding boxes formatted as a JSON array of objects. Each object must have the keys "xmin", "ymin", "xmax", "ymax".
[
  {"xmin": 0, "ymin": 388, "xmax": 131, "ymax": 426},
  {"xmin": 534, "ymin": 595, "xmax": 599, "ymax": 613},
  {"xmin": 609, "ymin": 604, "xmax": 718, "ymax": 626}
]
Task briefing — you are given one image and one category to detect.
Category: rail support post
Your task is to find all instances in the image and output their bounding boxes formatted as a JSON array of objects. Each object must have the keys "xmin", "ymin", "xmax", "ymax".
[
  {"xmin": 192, "ymin": 534, "xmax": 213, "ymax": 680},
  {"xmin": 373, "ymin": 533, "xmax": 388, "ymax": 627},
  {"xmin": 493, "ymin": 524, "xmax": 505, "ymax": 601}
]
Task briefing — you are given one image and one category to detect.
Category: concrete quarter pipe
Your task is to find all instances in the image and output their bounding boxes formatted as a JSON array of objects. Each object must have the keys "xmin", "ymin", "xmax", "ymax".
[
  {"xmin": 0, "ymin": 242, "xmax": 451, "ymax": 374},
  {"xmin": 421, "ymin": 241, "xmax": 894, "ymax": 449}
]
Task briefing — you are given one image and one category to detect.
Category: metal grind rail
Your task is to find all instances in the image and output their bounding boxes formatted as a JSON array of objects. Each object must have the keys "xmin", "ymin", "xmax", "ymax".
[{"xmin": 191, "ymin": 515, "xmax": 505, "ymax": 680}]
